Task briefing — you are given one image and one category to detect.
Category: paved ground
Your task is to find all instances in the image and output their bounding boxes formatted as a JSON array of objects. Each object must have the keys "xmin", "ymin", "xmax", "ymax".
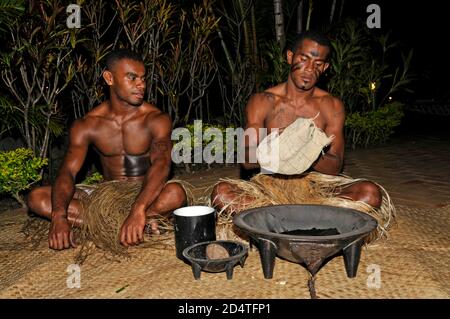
[{"xmin": 174, "ymin": 134, "xmax": 450, "ymax": 209}]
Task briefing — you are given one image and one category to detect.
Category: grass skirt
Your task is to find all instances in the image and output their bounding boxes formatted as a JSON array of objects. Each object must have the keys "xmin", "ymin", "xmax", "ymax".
[{"xmin": 212, "ymin": 172, "xmax": 396, "ymax": 244}]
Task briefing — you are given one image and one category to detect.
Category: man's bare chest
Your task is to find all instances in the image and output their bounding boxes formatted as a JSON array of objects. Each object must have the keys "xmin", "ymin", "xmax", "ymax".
[
  {"xmin": 265, "ymin": 100, "xmax": 326, "ymax": 131},
  {"xmin": 91, "ymin": 119, "xmax": 151, "ymax": 156}
]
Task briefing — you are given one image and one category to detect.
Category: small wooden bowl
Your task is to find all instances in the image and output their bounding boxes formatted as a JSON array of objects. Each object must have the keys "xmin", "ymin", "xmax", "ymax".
[{"xmin": 182, "ymin": 240, "xmax": 248, "ymax": 280}]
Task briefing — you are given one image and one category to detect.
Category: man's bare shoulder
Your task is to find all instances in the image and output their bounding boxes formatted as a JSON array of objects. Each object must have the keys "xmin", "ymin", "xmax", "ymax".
[
  {"xmin": 249, "ymin": 92, "xmax": 275, "ymax": 104},
  {"xmin": 246, "ymin": 84, "xmax": 286, "ymax": 111},
  {"xmin": 142, "ymin": 104, "xmax": 172, "ymax": 133},
  {"xmin": 245, "ymin": 93, "xmax": 272, "ymax": 122},
  {"xmin": 148, "ymin": 110, "xmax": 171, "ymax": 126},
  {"xmin": 141, "ymin": 101, "xmax": 160, "ymax": 113},
  {"xmin": 314, "ymin": 89, "xmax": 344, "ymax": 113},
  {"xmin": 67, "ymin": 116, "xmax": 95, "ymax": 144},
  {"xmin": 314, "ymin": 87, "xmax": 344, "ymax": 109},
  {"xmin": 141, "ymin": 103, "xmax": 169, "ymax": 122},
  {"xmin": 82, "ymin": 102, "xmax": 109, "ymax": 123},
  {"xmin": 265, "ymin": 83, "xmax": 286, "ymax": 96},
  {"xmin": 69, "ymin": 103, "xmax": 111, "ymax": 140}
]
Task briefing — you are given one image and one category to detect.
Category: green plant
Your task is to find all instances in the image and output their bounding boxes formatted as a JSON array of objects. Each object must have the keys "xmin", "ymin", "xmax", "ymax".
[
  {"xmin": 65, "ymin": 0, "xmax": 218, "ymax": 125},
  {"xmin": 259, "ymin": 40, "xmax": 290, "ymax": 90},
  {"xmin": 345, "ymin": 101, "xmax": 404, "ymax": 149},
  {"xmin": 0, "ymin": 148, "xmax": 47, "ymax": 207},
  {"xmin": 213, "ymin": 0, "xmax": 259, "ymax": 126},
  {"xmin": 328, "ymin": 20, "xmax": 414, "ymax": 114},
  {"xmin": 0, "ymin": 0, "xmax": 25, "ymax": 34},
  {"xmin": 0, "ymin": 95, "xmax": 21, "ymax": 140},
  {"xmin": 326, "ymin": 20, "xmax": 414, "ymax": 148},
  {"xmin": 81, "ymin": 171, "xmax": 104, "ymax": 185},
  {"xmin": 1, "ymin": 0, "xmax": 80, "ymax": 159},
  {"xmin": 172, "ymin": 121, "xmax": 237, "ymax": 172}
]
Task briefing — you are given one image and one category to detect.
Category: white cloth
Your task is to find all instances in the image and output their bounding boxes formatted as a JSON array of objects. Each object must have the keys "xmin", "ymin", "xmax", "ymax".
[{"xmin": 256, "ymin": 114, "xmax": 334, "ymax": 175}]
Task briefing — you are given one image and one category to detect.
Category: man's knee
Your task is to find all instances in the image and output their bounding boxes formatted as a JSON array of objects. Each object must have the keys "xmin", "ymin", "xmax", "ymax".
[
  {"xmin": 358, "ymin": 181, "xmax": 382, "ymax": 208},
  {"xmin": 164, "ymin": 182, "xmax": 187, "ymax": 204},
  {"xmin": 211, "ymin": 181, "xmax": 233, "ymax": 206},
  {"xmin": 27, "ymin": 186, "xmax": 51, "ymax": 215}
]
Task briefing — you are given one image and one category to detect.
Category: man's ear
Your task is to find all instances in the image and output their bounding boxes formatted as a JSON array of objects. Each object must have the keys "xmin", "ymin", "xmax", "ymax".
[
  {"xmin": 102, "ymin": 70, "xmax": 113, "ymax": 86},
  {"xmin": 286, "ymin": 49, "xmax": 294, "ymax": 65},
  {"xmin": 323, "ymin": 62, "xmax": 330, "ymax": 73}
]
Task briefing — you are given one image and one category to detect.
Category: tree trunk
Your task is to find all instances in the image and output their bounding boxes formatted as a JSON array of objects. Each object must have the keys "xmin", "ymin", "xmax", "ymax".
[
  {"xmin": 209, "ymin": 7, "xmax": 234, "ymax": 75},
  {"xmin": 237, "ymin": 0, "xmax": 251, "ymax": 59},
  {"xmin": 13, "ymin": 192, "xmax": 26, "ymax": 208},
  {"xmin": 250, "ymin": 2, "xmax": 259, "ymax": 66},
  {"xmin": 273, "ymin": 0, "xmax": 286, "ymax": 49},
  {"xmin": 329, "ymin": 0, "xmax": 337, "ymax": 24},
  {"xmin": 339, "ymin": 0, "xmax": 345, "ymax": 20},
  {"xmin": 306, "ymin": 0, "xmax": 313, "ymax": 31},
  {"xmin": 297, "ymin": 0, "xmax": 304, "ymax": 34}
]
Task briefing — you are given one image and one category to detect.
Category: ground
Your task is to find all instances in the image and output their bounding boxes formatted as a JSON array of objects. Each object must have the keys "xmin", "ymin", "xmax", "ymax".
[{"xmin": 0, "ymin": 132, "xmax": 449, "ymax": 299}]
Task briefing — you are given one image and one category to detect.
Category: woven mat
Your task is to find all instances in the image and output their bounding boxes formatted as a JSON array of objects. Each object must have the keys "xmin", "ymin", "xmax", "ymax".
[{"xmin": 0, "ymin": 204, "xmax": 449, "ymax": 299}]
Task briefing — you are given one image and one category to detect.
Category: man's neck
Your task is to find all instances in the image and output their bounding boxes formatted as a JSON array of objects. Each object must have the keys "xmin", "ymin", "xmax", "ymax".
[
  {"xmin": 285, "ymin": 80, "xmax": 316, "ymax": 102},
  {"xmin": 107, "ymin": 96, "xmax": 141, "ymax": 118}
]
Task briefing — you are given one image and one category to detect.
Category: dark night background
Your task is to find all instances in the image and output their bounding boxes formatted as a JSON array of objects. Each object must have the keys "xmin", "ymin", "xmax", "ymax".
[
  {"xmin": 339, "ymin": 0, "xmax": 449, "ymax": 136},
  {"xmin": 342, "ymin": 1, "xmax": 447, "ymax": 96}
]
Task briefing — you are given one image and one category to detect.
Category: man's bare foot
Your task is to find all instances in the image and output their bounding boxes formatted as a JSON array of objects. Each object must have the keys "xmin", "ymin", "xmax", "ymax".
[
  {"xmin": 144, "ymin": 220, "xmax": 161, "ymax": 235},
  {"xmin": 70, "ymin": 230, "xmax": 80, "ymax": 247}
]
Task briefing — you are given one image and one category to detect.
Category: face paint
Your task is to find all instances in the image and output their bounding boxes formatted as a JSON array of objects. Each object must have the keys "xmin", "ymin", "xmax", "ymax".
[
  {"xmin": 288, "ymin": 39, "xmax": 329, "ymax": 91},
  {"xmin": 310, "ymin": 50, "xmax": 320, "ymax": 57},
  {"xmin": 291, "ymin": 62, "xmax": 304, "ymax": 72}
]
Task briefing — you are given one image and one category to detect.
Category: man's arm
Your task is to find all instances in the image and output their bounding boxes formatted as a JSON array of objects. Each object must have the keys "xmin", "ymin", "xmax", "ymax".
[
  {"xmin": 49, "ymin": 119, "xmax": 90, "ymax": 249},
  {"xmin": 312, "ymin": 98, "xmax": 345, "ymax": 175},
  {"xmin": 52, "ymin": 120, "xmax": 90, "ymax": 218},
  {"xmin": 241, "ymin": 93, "xmax": 271, "ymax": 170},
  {"xmin": 120, "ymin": 112, "xmax": 172, "ymax": 246},
  {"xmin": 132, "ymin": 113, "xmax": 172, "ymax": 214}
]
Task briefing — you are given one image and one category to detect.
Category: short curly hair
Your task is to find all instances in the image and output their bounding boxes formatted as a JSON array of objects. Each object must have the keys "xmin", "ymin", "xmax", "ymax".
[
  {"xmin": 289, "ymin": 31, "xmax": 331, "ymax": 60},
  {"xmin": 105, "ymin": 49, "xmax": 144, "ymax": 71}
]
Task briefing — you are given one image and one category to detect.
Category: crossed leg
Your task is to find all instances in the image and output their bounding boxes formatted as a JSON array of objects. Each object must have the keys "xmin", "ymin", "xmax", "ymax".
[
  {"xmin": 27, "ymin": 182, "xmax": 187, "ymax": 234},
  {"xmin": 27, "ymin": 185, "xmax": 84, "ymax": 227},
  {"xmin": 211, "ymin": 179, "xmax": 382, "ymax": 213}
]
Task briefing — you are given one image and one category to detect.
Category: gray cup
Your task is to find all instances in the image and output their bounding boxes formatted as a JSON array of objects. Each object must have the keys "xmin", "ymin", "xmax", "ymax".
[{"xmin": 173, "ymin": 206, "xmax": 216, "ymax": 261}]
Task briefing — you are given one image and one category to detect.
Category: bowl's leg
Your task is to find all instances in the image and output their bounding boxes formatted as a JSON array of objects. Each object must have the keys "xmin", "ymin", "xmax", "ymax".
[
  {"xmin": 343, "ymin": 239, "xmax": 363, "ymax": 278},
  {"xmin": 258, "ymin": 238, "xmax": 277, "ymax": 279},
  {"xmin": 239, "ymin": 254, "xmax": 248, "ymax": 268},
  {"xmin": 225, "ymin": 264, "xmax": 234, "ymax": 280},
  {"xmin": 191, "ymin": 262, "xmax": 202, "ymax": 280},
  {"xmin": 249, "ymin": 237, "xmax": 258, "ymax": 252}
]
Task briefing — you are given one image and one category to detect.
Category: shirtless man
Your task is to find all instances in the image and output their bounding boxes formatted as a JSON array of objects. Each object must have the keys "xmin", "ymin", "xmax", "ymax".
[
  {"xmin": 27, "ymin": 49, "xmax": 186, "ymax": 250},
  {"xmin": 212, "ymin": 31, "xmax": 382, "ymax": 210}
]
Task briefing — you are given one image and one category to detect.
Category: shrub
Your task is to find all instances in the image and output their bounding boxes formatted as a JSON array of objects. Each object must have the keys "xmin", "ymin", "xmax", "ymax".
[
  {"xmin": 328, "ymin": 20, "xmax": 414, "ymax": 114},
  {"xmin": 345, "ymin": 101, "xmax": 404, "ymax": 149},
  {"xmin": 326, "ymin": 20, "xmax": 413, "ymax": 148},
  {"xmin": 81, "ymin": 171, "xmax": 104, "ymax": 185},
  {"xmin": 0, "ymin": 148, "xmax": 47, "ymax": 207},
  {"xmin": 172, "ymin": 121, "xmax": 237, "ymax": 172}
]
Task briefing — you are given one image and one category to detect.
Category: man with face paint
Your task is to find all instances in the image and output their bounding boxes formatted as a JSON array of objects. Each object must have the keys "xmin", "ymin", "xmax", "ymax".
[
  {"xmin": 27, "ymin": 49, "xmax": 187, "ymax": 250},
  {"xmin": 212, "ymin": 31, "xmax": 384, "ymax": 214}
]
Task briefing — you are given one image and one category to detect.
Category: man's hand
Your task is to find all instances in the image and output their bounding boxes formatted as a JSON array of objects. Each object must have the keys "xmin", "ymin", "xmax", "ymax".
[
  {"xmin": 48, "ymin": 215, "xmax": 75, "ymax": 250},
  {"xmin": 120, "ymin": 210, "xmax": 146, "ymax": 246}
]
